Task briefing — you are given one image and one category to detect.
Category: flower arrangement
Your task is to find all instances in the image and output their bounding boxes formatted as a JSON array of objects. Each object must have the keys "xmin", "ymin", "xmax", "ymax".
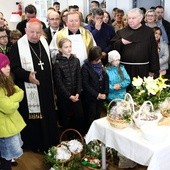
[
  {"xmin": 82, "ymin": 140, "xmax": 102, "ymax": 169},
  {"xmin": 84, "ymin": 140, "xmax": 102, "ymax": 159},
  {"xmin": 82, "ymin": 140, "xmax": 117, "ymax": 169},
  {"xmin": 130, "ymin": 75, "xmax": 170, "ymax": 110}
]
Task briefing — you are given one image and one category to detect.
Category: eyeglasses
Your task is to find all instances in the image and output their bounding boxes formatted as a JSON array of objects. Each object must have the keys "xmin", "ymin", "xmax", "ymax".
[
  {"xmin": 49, "ymin": 18, "xmax": 60, "ymax": 21},
  {"xmin": 0, "ymin": 35, "xmax": 8, "ymax": 39}
]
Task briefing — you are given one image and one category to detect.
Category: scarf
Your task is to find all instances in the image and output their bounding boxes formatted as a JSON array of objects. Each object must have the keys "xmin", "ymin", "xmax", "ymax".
[{"xmin": 91, "ymin": 63, "xmax": 103, "ymax": 80}]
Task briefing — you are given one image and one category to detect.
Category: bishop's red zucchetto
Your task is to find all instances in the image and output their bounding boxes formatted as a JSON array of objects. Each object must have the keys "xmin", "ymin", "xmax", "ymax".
[{"xmin": 28, "ymin": 18, "xmax": 41, "ymax": 23}]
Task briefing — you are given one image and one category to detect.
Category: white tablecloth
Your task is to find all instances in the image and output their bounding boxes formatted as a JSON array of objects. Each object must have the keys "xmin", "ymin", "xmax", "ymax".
[{"xmin": 85, "ymin": 117, "xmax": 170, "ymax": 170}]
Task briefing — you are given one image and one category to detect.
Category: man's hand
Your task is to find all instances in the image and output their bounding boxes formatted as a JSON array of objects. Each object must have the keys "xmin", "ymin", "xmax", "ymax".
[
  {"xmin": 97, "ymin": 93, "xmax": 106, "ymax": 100},
  {"xmin": 69, "ymin": 95, "xmax": 79, "ymax": 102},
  {"xmin": 95, "ymin": 19, "xmax": 102, "ymax": 30},
  {"xmin": 29, "ymin": 72, "xmax": 40, "ymax": 85},
  {"xmin": 149, "ymin": 72, "xmax": 154, "ymax": 77},
  {"xmin": 102, "ymin": 52, "xmax": 107, "ymax": 58}
]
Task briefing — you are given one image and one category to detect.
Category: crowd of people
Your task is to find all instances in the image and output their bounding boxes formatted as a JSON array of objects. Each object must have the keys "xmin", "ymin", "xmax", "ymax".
[{"xmin": 0, "ymin": 1, "xmax": 170, "ymax": 170}]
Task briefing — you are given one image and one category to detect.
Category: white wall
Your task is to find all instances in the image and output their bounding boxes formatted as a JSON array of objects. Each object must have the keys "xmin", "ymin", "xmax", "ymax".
[
  {"xmin": 164, "ymin": 1, "xmax": 170, "ymax": 21},
  {"xmin": 117, "ymin": 0, "xmax": 133, "ymax": 13},
  {"xmin": 22, "ymin": 0, "xmax": 34, "ymax": 8},
  {"xmin": 0, "ymin": 1, "xmax": 19, "ymax": 30},
  {"xmin": 106, "ymin": 0, "xmax": 133, "ymax": 17},
  {"xmin": 0, "ymin": 0, "xmax": 34, "ymax": 30},
  {"xmin": 136, "ymin": 0, "xmax": 160, "ymax": 10},
  {"xmin": 56, "ymin": 0, "xmax": 87, "ymax": 18},
  {"xmin": 106, "ymin": 0, "xmax": 117, "ymax": 18}
]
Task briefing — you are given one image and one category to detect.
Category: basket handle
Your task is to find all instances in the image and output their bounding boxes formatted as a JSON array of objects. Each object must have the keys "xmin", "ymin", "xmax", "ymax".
[
  {"xmin": 59, "ymin": 128, "xmax": 84, "ymax": 144},
  {"xmin": 107, "ymin": 98, "xmax": 123, "ymax": 113},
  {"xmin": 124, "ymin": 93, "xmax": 135, "ymax": 113},
  {"xmin": 140, "ymin": 100, "xmax": 154, "ymax": 112},
  {"xmin": 136, "ymin": 100, "xmax": 154, "ymax": 119}
]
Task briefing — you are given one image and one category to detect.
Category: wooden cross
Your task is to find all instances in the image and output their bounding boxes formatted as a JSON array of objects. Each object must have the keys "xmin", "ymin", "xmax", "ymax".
[{"xmin": 38, "ymin": 60, "xmax": 44, "ymax": 70}]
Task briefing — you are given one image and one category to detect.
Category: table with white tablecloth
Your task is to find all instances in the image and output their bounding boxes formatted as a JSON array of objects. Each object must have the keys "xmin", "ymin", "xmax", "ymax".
[{"xmin": 85, "ymin": 117, "xmax": 170, "ymax": 170}]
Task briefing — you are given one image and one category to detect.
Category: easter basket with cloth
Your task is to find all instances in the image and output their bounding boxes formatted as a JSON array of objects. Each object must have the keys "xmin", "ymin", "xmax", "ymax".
[
  {"xmin": 60, "ymin": 128, "xmax": 85, "ymax": 158},
  {"xmin": 133, "ymin": 101, "xmax": 163, "ymax": 129},
  {"xmin": 44, "ymin": 143, "xmax": 74, "ymax": 170},
  {"xmin": 107, "ymin": 93, "xmax": 134, "ymax": 128},
  {"xmin": 59, "ymin": 128, "xmax": 84, "ymax": 159},
  {"xmin": 44, "ymin": 128, "xmax": 84, "ymax": 170}
]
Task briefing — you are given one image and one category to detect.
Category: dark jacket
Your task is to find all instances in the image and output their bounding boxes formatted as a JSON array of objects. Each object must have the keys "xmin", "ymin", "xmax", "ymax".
[
  {"xmin": 53, "ymin": 53, "xmax": 82, "ymax": 99},
  {"xmin": 84, "ymin": 22, "xmax": 115, "ymax": 53},
  {"xmin": 43, "ymin": 26, "xmax": 63, "ymax": 45},
  {"xmin": 16, "ymin": 19, "xmax": 46, "ymax": 36},
  {"xmin": 81, "ymin": 60, "xmax": 109, "ymax": 99},
  {"xmin": 162, "ymin": 18, "xmax": 170, "ymax": 45}
]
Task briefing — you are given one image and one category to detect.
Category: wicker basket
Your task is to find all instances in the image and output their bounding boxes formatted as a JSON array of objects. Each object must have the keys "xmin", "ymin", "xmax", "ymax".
[
  {"xmin": 160, "ymin": 98, "xmax": 170, "ymax": 117},
  {"xmin": 56, "ymin": 144, "xmax": 74, "ymax": 163},
  {"xmin": 60, "ymin": 128, "xmax": 84, "ymax": 158},
  {"xmin": 133, "ymin": 101, "xmax": 162, "ymax": 128},
  {"xmin": 160, "ymin": 109, "xmax": 170, "ymax": 118},
  {"xmin": 54, "ymin": 143, "xmax": 74, "ymax": 170},
  {"xmin": 107, "ymin": 93, "xmax": 134, "ymax": 128},
  {"xmin": 107, "ymin": 116, "xmax": 130, "ymax": 128}
]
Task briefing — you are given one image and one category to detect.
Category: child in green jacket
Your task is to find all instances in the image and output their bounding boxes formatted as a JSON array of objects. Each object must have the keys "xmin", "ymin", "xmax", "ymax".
[{"xmin": 0, "ymin": 53, "xmax": 26, "ymax": 170}]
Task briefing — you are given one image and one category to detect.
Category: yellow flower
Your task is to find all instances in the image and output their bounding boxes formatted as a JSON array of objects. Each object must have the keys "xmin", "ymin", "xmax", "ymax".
[
  {"xmin": 156, "ymin": 75, "xmax": 168, "ymax": 91},
  {"xmin": 157, "ymin": 75, "xmax": 168, "ymax": 84}
]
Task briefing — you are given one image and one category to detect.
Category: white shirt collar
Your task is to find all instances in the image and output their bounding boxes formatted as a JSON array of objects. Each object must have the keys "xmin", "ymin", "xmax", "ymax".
[{"xmin": 50, "ymin": 27, "xmax": 59, "ymax": 35}]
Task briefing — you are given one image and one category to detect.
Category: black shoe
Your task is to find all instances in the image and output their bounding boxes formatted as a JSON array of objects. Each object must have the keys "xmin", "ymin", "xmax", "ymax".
[{"xmin": 11, "ymin": 160, "xmax": 18, "ymax": 166}]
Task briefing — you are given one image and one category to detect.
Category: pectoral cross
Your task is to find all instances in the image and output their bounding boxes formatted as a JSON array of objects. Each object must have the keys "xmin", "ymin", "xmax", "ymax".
[{"xmin": 38, "ymin": 60, "xmax": 44, "ymax": 70}]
